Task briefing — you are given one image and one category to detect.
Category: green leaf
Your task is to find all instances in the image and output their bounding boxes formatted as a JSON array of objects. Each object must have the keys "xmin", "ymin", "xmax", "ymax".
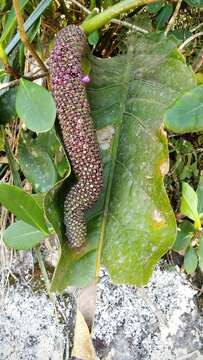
[
  {"xmin": 197, "ymin": 174, "xmax": 203, "ymax": 214},
  {"xmin": 155, "ymin": 3, "xmax": 173, "ymax": 30},
  {"xmin": 172, "ymin": 30, "xmax": 193, "ymax": 41},
  {"xmin": 88, "ymin": 31, "xmax": 100, "ymax": 45},
  {"xmin": 147, "ymin": 1, "xmax": 164, "ymax": 13},
  {"xmin": 0, "ymin": 0, "xmax": 29, "ymax": 45},
  {"xmin": 34, "ymin": 128, "xmax": 70, "ymax": 178},
  {"xmin": 164, "ymin": 85, "xmax": 203, "ymax": 134},
  {"xmin": 184, "ymin": 247, "xmax": 198, "ymax": 274},
  {"xmin": 31, "ymin": 193, "xmax": 45, "ymax": 211},
  {"xmin": 172, "ymin": 220, "xmax": 194, "ymax": 252},
  {"xmin": 184, "ymin": 0, "xmax": 203, "ymax": 7},
  {"xmin": 180, "ymin": 182, "xmax": 201, "ymax": 229},
  {"xmin": 94, "ymin": 34, "xmax": 194, "ymax": 286},
  {"xmin": 0, "ymin": 184, "xmax": 49, "ymax": 234},
  {"xmin": 3, "ymin": 220, "xmax": 45, "ymax": 250},
  {"xmin": 198, "ymin": 236, "xmax": 203, "ymax": 270},
  {"xmin": 18, "ymin": 135, "xmax": 58, "ymax": 192},
  {"xmin": 0, "ymin": 87, "xmax": 17, "ymax": 124},
  {"xmin": 16, "ymin": 79, "xmax": 56, "ymax": 133}
]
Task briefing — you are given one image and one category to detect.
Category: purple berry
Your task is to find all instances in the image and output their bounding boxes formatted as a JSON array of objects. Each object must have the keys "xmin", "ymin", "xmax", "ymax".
[{"xmin": 81, "ymin": 75, "xmax": 90, "ymax": 84}]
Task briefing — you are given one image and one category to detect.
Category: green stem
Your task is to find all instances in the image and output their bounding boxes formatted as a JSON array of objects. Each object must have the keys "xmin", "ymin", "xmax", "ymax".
[
  {"xmin": 4, "ymin": 128, "xmax": 22, "ymax": 188},
  {"xmin": 35, "ymin": 246, "xmax": 53, "ymax": 300},
  {"xmin": 81, "ymin": 0, "xmax": 156, "ymax": 33}
]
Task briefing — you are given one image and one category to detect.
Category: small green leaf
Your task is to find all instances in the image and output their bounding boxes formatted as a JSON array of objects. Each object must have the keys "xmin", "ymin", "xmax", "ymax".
[
  {"xmin": 164, "ymin": 85, "xmax": 203, "ymax": 134},
  {"xmin": 16, "ymin": 79, "xmax": 56, "ymax": 133},
  {"xmin": 198, "ymin": 236, "xmax": 203, "ymax": 270},
  {"xmin": 180, "ymin": 182, "xmax": 201, "ymax": 229},
  {"xmin": 197, "ymin": 174, "xmax": 203, "ymax": 214},
  {"xmin": 184, "ymin": 247, "xmax": 198, "ymax": 274},
  {"xmin": 34, "ymin": 128, "xmax": 70, "ymax": 178},
  {"xmin": 155, "ymin": 3, "xmax": 173, "ymax": 30},
  {"xmin": 0, "ymin": 183, "xmax": 49, "ymax": 234},
  {"xmin": 172, "ymin": 30, "xmax": 193, "ymax": 41},
  {"xmin": 184, "ymin": 0, "xmax": 203, "ymax": 7},
  {"xmin": 18, "ymin": 136, "xmax": 58, "ymax": 192},
  {"xmin": 147, "ymin": 1, "xmax": 164, "ymax": 13},
  {"xmin": 3, "ymin": 220, "xmax": 45, "ymax": 250},
  {"xmin": 0, "ymin": 87, "xmax": 17, "ymax": 124},
  {"xmin": 88, "ymin": 31, "xmax": 99, "ymax": 45},
  {"xmin": 172, "ymin": 221, "xmax": 194, "ymax": 252}
]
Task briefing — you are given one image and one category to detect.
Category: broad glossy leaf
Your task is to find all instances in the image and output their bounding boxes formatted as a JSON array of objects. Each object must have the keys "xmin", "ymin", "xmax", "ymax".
[
  {"xmin": 3, "ymin": 220, "xmax": 45, "ymax": 250},
  {"xmin": 48, "ymin": 33, "xmax": 196, "ymax": 291},
  {"xmin": 16, "ymin": 79, "xmax": 56, "ymax": 133},
  {"xmin": 164, "ymin": 85, "xmax": 203, "ymax": 134},
  {"xmin": 0, "ymin": 87, "xmax": 16, "ymax": 124},
  {"xmin": 184, "ymin": 247, "xmax": 198, "ymax": 274},
  {"xmin": 18, "ymin": 136, "xmax": 57, "ymax": 193},
  {"xmin": 0, "ymin": 183, "xmax": 49, "ymax": 234},
  {"xmin": 172, "ymin": 220, "xmax": 193, "ymax": 252},
  {"xmin": 99, "ymin": 34, "xmax": 193, "ymax": 286},
  {"xmin": 180, "ymin": 182, "xmax": 201, "ymax": 229}
]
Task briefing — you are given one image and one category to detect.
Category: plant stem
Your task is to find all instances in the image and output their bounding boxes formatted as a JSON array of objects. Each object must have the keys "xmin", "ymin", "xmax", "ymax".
[
  {"xmin": 113, "ymin": 18, "xmax": 148, "ymax": 34},
  {"xmin": 12, "ymin": 0, "xmax": 47, "ymax": 73},
  {"xmin": 81, "ymin": 0, "xmax": 156, "ymax": 33},
  {"xmin": 192, "ymin": 46, "xmax": 203, "ymax": 72},
  {"xmin": 35, "ymin": 246, "xmax": 52, "ymax": 299},
  {"xmin": 0, "ymin": 44, "xmax": 19, "ymax": 79},
  {"xmin": 165, "ymin": 0, "xmax": 182, "ymax": 36},
  {"xmin": 179, "ymin": 31, "xmax": 203, "ymax": 52},
  {"xmin": 0, "ymin": 71, "xmax": 48, "ymax": 91}
]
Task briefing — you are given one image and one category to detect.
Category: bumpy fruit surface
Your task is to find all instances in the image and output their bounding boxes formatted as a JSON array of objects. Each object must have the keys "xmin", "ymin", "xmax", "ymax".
[{"xmin": 49, "ymin": 25, "xmax": 102, "ymax": 248}]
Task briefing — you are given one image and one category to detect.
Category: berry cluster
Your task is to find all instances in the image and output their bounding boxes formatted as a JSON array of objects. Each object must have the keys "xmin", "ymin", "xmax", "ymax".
[{"xmin": 49, "ymin": 25, "xmax": 102, "ymax": 248}]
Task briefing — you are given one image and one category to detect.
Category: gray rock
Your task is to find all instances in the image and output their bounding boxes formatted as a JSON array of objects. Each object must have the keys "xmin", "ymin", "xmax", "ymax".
[
  {"xmin": 0, "ymin": 283, "xmax": 76, "ymax": 360},
  {"xmin": 92, "ymin": 266, "xmax": 203, "ymax": 360},
  {"xmin": 0, "ymin": 245, "xmax": 202, "ymax": 360}
]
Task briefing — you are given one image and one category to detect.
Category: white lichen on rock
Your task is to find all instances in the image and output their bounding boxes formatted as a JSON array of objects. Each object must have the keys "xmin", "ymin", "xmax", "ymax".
[{"xmin": 92, "ymin": 266, "xmax": 203, "ymax": 360}]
